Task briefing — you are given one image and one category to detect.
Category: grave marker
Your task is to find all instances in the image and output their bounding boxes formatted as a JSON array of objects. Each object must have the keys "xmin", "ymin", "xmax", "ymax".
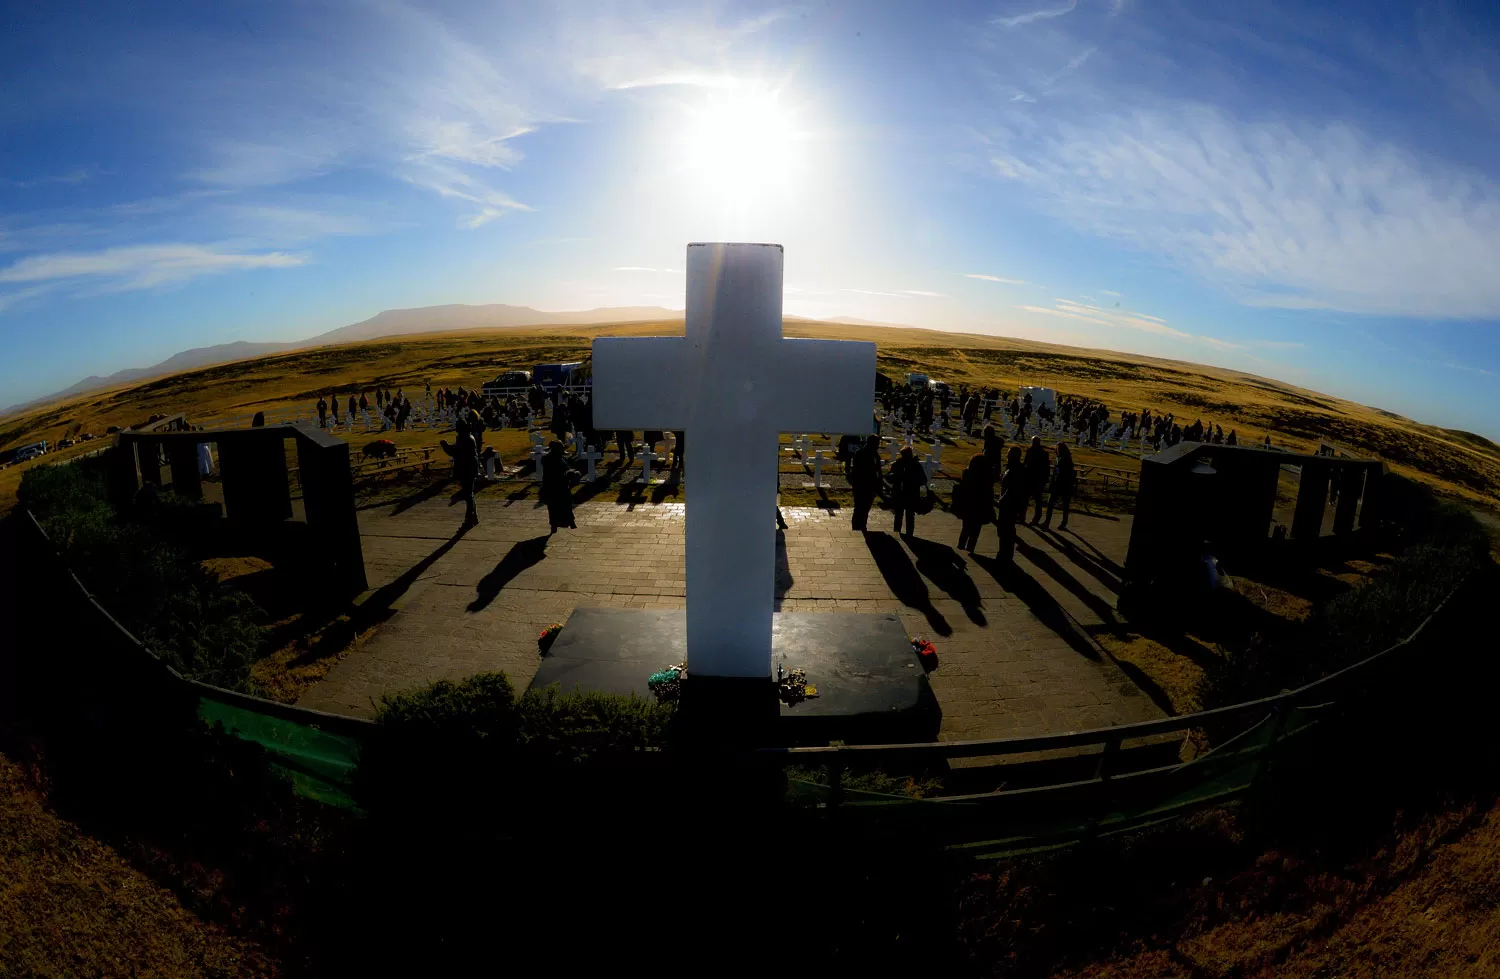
[{"xmin": 591, "ymin": 242, "xmax": 875, "ymax": 678}]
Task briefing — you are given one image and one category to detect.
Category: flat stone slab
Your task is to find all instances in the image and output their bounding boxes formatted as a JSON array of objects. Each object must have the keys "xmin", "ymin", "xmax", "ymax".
[
  {"xmin": 299, "ymin": 495, "xmax": 1163, "ymax": 744},
  {"xmin": 530, "ymin": 608, "xmax": 939, "ymax": 743}
]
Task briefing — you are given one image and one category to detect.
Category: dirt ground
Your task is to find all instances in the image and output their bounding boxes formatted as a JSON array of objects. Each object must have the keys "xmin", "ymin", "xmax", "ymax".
[{"xmin": 0, "ymin": 753, "xmax": 279, "ymax": 978}]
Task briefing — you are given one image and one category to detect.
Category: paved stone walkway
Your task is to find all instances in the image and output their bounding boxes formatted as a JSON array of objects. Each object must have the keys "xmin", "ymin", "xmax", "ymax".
[{"xmin": 299, "ymin": 492, "xmax": 1160, "ymax": 741}]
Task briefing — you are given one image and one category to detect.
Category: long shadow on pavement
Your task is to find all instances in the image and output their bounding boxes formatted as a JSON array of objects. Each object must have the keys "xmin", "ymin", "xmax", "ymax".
[
  {"xmin": 385, "ymin": 477, "xmax": 452, "ymax": 517},
  {"xmin": 1015, "ymin": 536, "xmax": 1123, "ymax": 631},
  {"xmin": 468, "ymin": 534, "xmax": 551, "ymax": 613},
  {"xmin": 970, "ymin": 554, "xmax": 1100, "ymax": 661},
  {"xmin": 775, "ymin": 528, "xmax": 794, "ymax": 599},
  {"xmin": 864, "ymin": 531, "xmax": 952, "ymax": 637},
  {"xmin": 1060, "ymin": 526, "xmax": 1127, "ymax": 577},
  {"xmin": 308, "ymin": 524, "xmax": 474, "ymax": 659},
  {"xmin": 904, "ymin": 535, "xmax": 986, "ymax": 626},
  {"xmin": 1033, "ymin": 526, "xmax": 1124, "ymax": 594}
]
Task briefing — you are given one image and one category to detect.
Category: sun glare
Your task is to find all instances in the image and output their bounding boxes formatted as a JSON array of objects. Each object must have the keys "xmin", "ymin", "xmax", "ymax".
[{"xmin": 678, "ymin": 84, "xmax": 806, "ymax": 211}]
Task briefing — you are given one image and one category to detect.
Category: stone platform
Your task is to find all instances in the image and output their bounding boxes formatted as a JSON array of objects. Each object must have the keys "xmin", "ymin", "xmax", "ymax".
[
  {"xmin": 299, "ymin": 493, "xmax": 1162, "ymax": 743},
  {"xmin": 529, "ymin": 608, "xmax": 939, "ymax": 744}
]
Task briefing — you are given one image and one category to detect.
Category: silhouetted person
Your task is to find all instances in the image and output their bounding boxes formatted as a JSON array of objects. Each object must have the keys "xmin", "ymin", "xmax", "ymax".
[
  {"xmin": 550, "ymin": 396, "xmax": 571, "ymax": 440},
  {"xmin": 316, "ymin": 396, "xmax": 328, "ymax": 428},
  {"xmin": 849, "ymin": 436, "xmax": 882, "ymax": 531},
  {"xmin": 982, "ymin": 424, "xmax": 1005, "ymax": 476},
  {"xmin": 615, "ymin": 429, "xmax": 635, "ymax": 464},
  {"xmin": 540, "ymin": 440, "xmax": 576, "ymax": 533},
  {"xmin": 670, "ymin": 430, "xmax": 685, "ymax": 469},
  {"xmin": 996, "ymin": 446, "xmax": 1026, "ymax": 564},
  {"xmin": 956, "ymin": 453, "xmax": 995, "ymax": 553},
  {"xmin": 348, "ymin": 394, "xmax": 357, "ymax": 420},
  {"xmin": 1024, "ymin": 435, "xmax": 1050, "ymax": 524},
  {"xmin": 889, "ymin": 445, "xmax": 926, "ymax": 538},
  {"xmin": 1226, "ymin": 429, "xmax": 1238, "ymax": 446},
  {"xmin": 251, "ymin": 411, "xmax": 265, "ymax": 427},
  {"xmin": 1044, "ymin": 441, "xmax": 1076, "ymax": 530},
  {"xmin": 454, "ymin": 429, "xmax": 480, "ymax": 526}
]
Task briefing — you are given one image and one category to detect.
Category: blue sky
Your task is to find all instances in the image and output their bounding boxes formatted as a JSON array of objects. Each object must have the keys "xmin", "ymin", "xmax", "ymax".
[{"xmin": 1, "ymin": 0, "xmax": 1497, "ymax": 438}]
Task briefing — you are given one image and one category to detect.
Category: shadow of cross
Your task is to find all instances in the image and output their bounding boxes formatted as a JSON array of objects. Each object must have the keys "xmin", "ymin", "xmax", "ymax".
[{"xmin": 591, "ymin": 242, "xmax": 876, "ymax": 679}]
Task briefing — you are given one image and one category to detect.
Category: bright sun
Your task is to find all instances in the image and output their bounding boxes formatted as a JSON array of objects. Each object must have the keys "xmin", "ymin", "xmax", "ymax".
[{"xmin": 679, "ymin": 85, "xmax": 803, "ymax": 205}]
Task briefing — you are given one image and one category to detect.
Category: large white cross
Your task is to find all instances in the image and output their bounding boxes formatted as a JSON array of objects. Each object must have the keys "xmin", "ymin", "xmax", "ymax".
[{"xmin": 591, "ymin": 243, "xmax": 875, "ymax": 679}]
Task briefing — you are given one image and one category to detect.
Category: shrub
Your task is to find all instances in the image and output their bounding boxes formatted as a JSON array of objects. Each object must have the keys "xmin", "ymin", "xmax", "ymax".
[
  {"xmin": 18, "ymin": 458, "xmax": 267, "ymax": 690},
  {"xmin": 517, "ymin": 684, "xmax": 675, "ymax": 765},
  {"xmin": 357, "ymin": 672, "xmax": 676, "ymax": 824}
]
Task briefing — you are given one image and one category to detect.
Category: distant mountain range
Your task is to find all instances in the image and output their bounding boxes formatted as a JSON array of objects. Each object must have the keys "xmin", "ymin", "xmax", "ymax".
[{"xmin": 2, "ymin": 304, "xmax": 681, "ymax": 416}]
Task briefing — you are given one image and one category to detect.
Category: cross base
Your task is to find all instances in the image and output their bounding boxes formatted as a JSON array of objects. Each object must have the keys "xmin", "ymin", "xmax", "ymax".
[{"xmin": 526, "ymin": 608, "xmax": 940, "ymax": 746}]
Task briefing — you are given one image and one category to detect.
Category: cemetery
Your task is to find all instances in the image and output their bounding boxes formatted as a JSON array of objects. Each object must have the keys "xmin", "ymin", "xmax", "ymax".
[{"xmin": 2, "ymin": 245, "xmax": 1495, "ymax": 972}]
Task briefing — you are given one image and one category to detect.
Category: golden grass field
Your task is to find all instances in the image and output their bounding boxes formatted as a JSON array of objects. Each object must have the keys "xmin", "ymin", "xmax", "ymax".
[
  {"xmin": 3, "ymin": 317, "xmax": 1498, "ymax": 517},
  {"xmin": 3, "ymin": 318, "xmax": 1498, "ymax": 978}
]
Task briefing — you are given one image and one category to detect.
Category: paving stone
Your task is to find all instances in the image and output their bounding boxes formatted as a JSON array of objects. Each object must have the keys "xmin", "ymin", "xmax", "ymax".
[{"xmin": 297, "ymin": 494, "xmax": 1162, "ymax": 740}]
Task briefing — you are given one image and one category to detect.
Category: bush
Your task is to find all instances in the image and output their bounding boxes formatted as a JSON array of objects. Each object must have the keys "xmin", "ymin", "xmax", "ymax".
[
  {"xmin": 356, "ymin": 672, "xmax": 676, "ymax": 825},
  {"xmin": 18, "ymin": 458, "xmax": 267, "ymax": 690}
]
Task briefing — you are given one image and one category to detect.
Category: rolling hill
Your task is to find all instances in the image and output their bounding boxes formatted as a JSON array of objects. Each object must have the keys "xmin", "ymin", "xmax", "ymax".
[{"xmin": 1, "ymin": 304, "xmax": 680, "ymax": 417}]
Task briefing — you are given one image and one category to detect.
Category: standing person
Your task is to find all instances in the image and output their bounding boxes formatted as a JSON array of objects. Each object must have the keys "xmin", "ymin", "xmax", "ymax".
[
  {"xmin": 540, "ymin": 440, "xmax": 576, "ymax": 534},
  {"xmin": 359, "ymin": 391, "xmax": 369, "ymax": 414},
  {"xmin": 670, "ymin": 430, "xmax": 686, "ymax": 470},
  {"xmin": 316, "ymin": 396, "xmax": 328, "ymax": 428},
  {"xmin": 1043, "ymin": 441, "xmax": 1076, "ymax": 530},
  {"xmin": 615, "ymin": 429, "xmax": 635, "ymax": 464},
  {"xmin": 955, "ymin": 453, "xmax": 995, "ymax": 553},
  {"xmin": 348, "ymin": 394, "xmax": 357, "ymax": 421},
  {"xmin": 849, "ymin": 435, "xmax": 882, "ymax": 531},
  {"xmin": 982, "ymin": 424, "xmax": 1006, "ymax": 476},
  {"xmin": 996, "ymin": 447, "xmax": 1025, "ymax": 564},
  {"xmin": 550, "ymin": 394, "xmax": 571, "ymax": 441},
  {"xmin": 888, "ymin": 445, "xmax": 926, "ymax": 538},
  {"xmin": 454, "ymin": 428, "xmax": 480, "ymax": 526},
  {"xmin": 1024, "ymin": 435, "xmax": 1050, "ymax": 524}
]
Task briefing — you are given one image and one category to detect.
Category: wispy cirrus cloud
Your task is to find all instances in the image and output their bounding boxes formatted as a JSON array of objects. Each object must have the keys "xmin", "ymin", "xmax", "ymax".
[
  {"xmin": 988, "ymin": 104, "xmax": 1500, "ymax": 318},
  {"xmin": 900, "ymin": 289, "xmax": 945, "ymax": 297},
  {"xmin": 993, "ymin": 0, "xmax": 1078, "ymax": 29},
  {"xmin": 1017, "ymin": 297, "xmax": 1245, "ymax": 350},
  {"xmin": 571, "ymin": 9, "xmax": 788, "ymax": 90},
  {"xmin": 399, "ymin": 161, "xmax": 531, "ymax": 229},
  {"xmin": 1, "ymin": 166, "xmax": 102, "ymax": 189},
  {"xmin": 1445, "ymin": 362, "xmax": 1496, "ymax": 376},
  {"xmin": 963, "ymin": 272, "xmax": 1030, "ymax": 285},
  {"xmin": 0, "ymin": 244, "xmax": 303, "ymax": 293},
  {"xmin": 613, "ymin": 266, "xmax": 657, "ymax": 272}
]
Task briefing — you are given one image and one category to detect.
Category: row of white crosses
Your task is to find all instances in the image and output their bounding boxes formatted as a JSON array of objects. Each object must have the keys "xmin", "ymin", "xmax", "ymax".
[{"xmin": 592, "ymin": 243, "xmax": 875, "ymax": 680}]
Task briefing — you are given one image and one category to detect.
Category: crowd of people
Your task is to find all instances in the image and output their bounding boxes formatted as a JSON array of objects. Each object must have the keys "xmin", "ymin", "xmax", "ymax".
[
  {"xmin": 316, "ymin": 386, "xmax": 424, "ymax": 432},
  {"xmin": 325, "ymin": 372, "xmax": 1280, "ymax": 552},
  {"xmin": 845, "ymin": 423, "xmax": 1077, "ymax": 561}
]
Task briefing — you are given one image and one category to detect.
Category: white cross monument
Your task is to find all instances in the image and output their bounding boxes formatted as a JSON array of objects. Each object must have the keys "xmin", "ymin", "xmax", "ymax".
[{"xmin": 592, "ymin": 243, "xmax": 875, "ymax": 679}]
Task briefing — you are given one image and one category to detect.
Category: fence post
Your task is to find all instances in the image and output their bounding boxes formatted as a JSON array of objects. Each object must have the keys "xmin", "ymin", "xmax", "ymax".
[{"xmin": 1246, "ymin": 693, "xmax": 1294, "ymax": 838}]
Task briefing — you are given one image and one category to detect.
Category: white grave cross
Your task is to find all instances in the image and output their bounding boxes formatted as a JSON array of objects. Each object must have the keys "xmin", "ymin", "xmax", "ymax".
[
  {"xmin": 592, "ymin": 243, "xmax": 875, "ymax": 679},
  {"xmin": 580, "ymin": 444, "xmax": 603, "ymax": 482}
]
